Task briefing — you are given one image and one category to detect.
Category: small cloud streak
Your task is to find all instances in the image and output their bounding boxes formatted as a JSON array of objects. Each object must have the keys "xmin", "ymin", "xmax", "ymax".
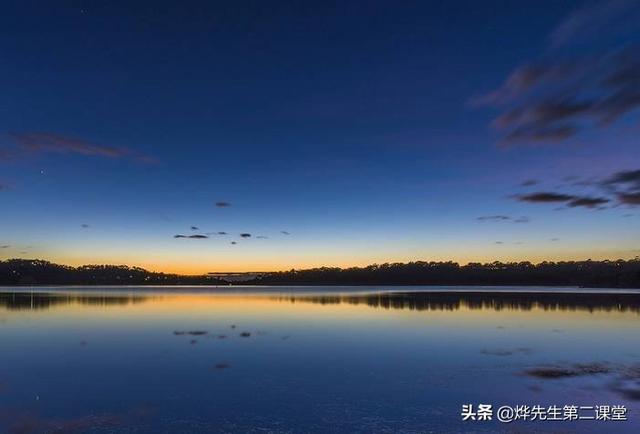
[
  {"xmin": 281, "ymin": 231, "xmax": 291, "ymax": 235},
  {"xmin": 477, "ymin": 215, "xmax": 510, "ymax": 221},
  {"xmin": 174, "ymin": 234, "xmax": 209, "ymax": 239},
  {"xmin": 80, "ymin": 224, "xmax": 90, "ymax": 228},
  {"xmin": 517, "ymin": 192, "xmax": 610, "ymax": 208},
  {"xmin": 215, "ymin": 201, "xmax": 231, "ymax": 207},
  {"xmin": 239, "ymin": 233, "xmax": 251, "ymax": 238},
  {"xmin": 517, "ymin": 192, "xmax": 576, "ymax": 203},
  {"xmin": 9, "ymin": 132, "xmax": 156, "ymax": 163}
]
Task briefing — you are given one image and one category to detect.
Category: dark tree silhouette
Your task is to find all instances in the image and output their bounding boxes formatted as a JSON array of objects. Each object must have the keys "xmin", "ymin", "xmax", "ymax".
[
  {"xmin": 0, "ymin": 259, "xmax": 226, "ymax": 285},
  {"xmin": 1, "ymin": 258, "xmax": 639, "ymax": 288},
  {"xmin": 250, "ymin": 259, "xmax": 640, "ymax": 288}
]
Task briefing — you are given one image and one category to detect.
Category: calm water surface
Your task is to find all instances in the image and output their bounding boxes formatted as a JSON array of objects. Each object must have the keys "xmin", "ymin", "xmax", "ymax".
[{"xmin": 0, "ymin": 286, "xmax": 639, "ymax": 433}]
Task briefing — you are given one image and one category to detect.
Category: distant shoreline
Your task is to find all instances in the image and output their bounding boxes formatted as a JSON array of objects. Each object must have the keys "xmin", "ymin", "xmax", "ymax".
[{"xmin": 2, "ymin": 258, "xmax": 639, "ymax": 288}]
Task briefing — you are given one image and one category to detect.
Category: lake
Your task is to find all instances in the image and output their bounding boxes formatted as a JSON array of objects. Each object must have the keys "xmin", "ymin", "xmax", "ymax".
[{"xmin": 0, "ymin": 286, "xmax": 639, "ymax": 433}]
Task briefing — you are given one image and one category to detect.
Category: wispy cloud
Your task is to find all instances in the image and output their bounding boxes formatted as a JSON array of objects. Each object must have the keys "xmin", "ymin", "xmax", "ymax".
[
  {"xmin": 549, "ymin": 0, "xmax": 639, "ymax": 48},
  {"xmin": 472, "ymin": 1, "xmax": 640, "ymax": 145},
  {"xmin": 477, "ymin": 215, "xmax": 530, "ymax": 224},
  {"xmin": 477, "ymin": 215, "xmax": 510, "ymax": 221},
  {"xmin": 8, "ymin": 132, "xmax": 156, "ymax": 163}
]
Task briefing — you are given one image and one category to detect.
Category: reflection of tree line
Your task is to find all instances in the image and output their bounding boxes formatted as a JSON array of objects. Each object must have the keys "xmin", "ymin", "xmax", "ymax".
[
  {"xmin": 0, "ymin": 292, "xmax": 151, "ymax": 310},
  {"xmin": 277, "ymin": 292, "xmax": 640, "ymax": 313}
]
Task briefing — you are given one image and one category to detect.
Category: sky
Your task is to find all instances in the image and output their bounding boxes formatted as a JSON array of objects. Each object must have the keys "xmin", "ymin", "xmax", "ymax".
[{"xmin": 1, "ymin": 0, "xmax": 639, "ymax": 274}]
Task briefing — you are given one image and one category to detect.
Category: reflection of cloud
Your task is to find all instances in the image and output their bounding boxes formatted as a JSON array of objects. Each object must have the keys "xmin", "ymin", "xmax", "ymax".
[
  {"xmin": 9, "ymin": 132, "xmax": 156, "ymax": 163},
  {"xmin": 215, "ymin": 201, "xmax": 231, "ymax": 207}
]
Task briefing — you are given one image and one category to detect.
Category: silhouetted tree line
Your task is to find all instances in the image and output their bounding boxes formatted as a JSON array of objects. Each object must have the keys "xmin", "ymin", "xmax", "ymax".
[
  {"xmin": 0, "ymin": 259, "xmax": 226, "ymax": 286},
  {"xmin": 251, "ymin": 259, "xmax": 640, "ymax": 288},
  {"xmin": 2, "ymin": 258, "xmax": 640, "ymax": 288}
]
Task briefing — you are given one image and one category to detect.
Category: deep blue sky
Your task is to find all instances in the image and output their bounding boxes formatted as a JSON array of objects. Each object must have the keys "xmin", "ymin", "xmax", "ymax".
[{"xmin": 1, "ymin": 0, "xmax": 639, "ymax": 273}]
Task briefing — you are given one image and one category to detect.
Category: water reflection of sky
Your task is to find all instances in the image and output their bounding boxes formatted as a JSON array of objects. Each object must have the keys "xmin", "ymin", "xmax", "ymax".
[{"xmin": 0, "ymin": 287, "xmax": 639, "ymax": 433}]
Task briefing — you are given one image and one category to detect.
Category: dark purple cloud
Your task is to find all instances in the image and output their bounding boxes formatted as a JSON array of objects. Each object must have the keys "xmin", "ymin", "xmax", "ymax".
[
  {"xmin": 517, "ymin": 192, "xmax": 610, "ymax": 209},
  {"xmin": 619, "ymin": 192, "xmax": 640, "ymax": 205},
  {"xmin": 603, "ymin": 169, "xmax": 640, "ymax": 191},
  {"xmin": 517, "ymin": 192, "xmax": 576, "ymax": 203}
]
